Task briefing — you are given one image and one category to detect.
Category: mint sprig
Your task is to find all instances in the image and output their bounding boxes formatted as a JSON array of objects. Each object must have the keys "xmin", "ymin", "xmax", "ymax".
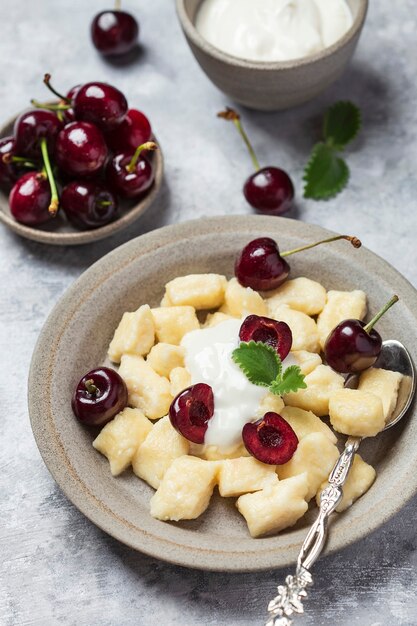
[
  {"xmin": 232, "ymin": 341, "xmax": 306, "ymax": 396},
  {"xmin": 303, "ymin": 101, "xmax": 361, "ymax": 200}
]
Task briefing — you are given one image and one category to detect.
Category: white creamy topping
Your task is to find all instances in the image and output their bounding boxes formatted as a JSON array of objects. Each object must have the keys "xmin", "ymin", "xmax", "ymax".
[
  {"xmin": 195, "ymin": 0, "xmax": 353, "ymax": 63},
  {"xmin": 181, "ymin": 319, "xmax": 292, "ymax": 452}
]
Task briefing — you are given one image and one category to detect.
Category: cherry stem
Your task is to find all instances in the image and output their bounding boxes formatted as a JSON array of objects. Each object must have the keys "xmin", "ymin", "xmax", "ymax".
[
  {"xmin": 217, "ymin": 107, "xmax": 261, "ymax": 172},
  {"xmin": 43, "ymin": 73, "xmax": 71, "ymax": 104},
  {"xmin": 115, "ymin": 0, "xmax": 121, "ymax": 9},
  {"xmin": 97, "ymin": 200, "xmax": 112, "ymax": 207},
  {"xmin": 364, "ymin": 295, "xmax": 399, "ymax": 334},
  {"xmin": 126, "ymin": 141, "xmax": 158, "ymax": 173},
  {"xmin": 84, "ymin": 379, "xmax": 99, "ymax": 395},
  {"xmin": 281, "ymin": 235, "xmax": 362, "ymax": 258},
  {"xmin": 31, "ymin": 98, "xmax": 71, "ymax": 111},
  {"xmin": 40, "ymin": 137, "xmax": 59, "ymax": 217},
  {"xmin": 3, "ymin": 154, "xmax": 37, "ymax": 168}
]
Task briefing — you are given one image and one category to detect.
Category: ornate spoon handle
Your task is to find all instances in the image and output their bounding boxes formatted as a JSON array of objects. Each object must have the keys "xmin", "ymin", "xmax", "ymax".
[{"xmin": 265, "ymin": 436, "xmax": 361, "ymax": 626}]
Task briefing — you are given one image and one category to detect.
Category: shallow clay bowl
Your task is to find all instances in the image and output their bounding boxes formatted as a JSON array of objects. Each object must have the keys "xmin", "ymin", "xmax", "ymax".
[
  {"xmin": 29, "ymin": 216, "xmax": 417, "ymax": 571},
  {"xmin": 176, "ymin": 0, "xmax": 368, "ymax": 111},
  {"xmin": 0, "ymin": 109, "xmax": 163, "ymax": 245}
]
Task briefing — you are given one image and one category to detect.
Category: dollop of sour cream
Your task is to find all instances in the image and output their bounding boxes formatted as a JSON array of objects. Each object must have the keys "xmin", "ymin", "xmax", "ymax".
[
  {"xmin": 181, "ymin": 319, "xmax": 295, "ymax": 453},
  {"xmin": 195, "ymin": 0, "xmax": 353, "ymax": 63}
]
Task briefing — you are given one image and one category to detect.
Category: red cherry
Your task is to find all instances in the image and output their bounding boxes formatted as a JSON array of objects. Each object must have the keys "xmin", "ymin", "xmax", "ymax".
[
  {"xmin": 239, "ymin": 315, "xmax": 292, "ymax": 361},
  {"xmin": 91, "ymin": 10, "xmax": 139, "ymax": 56},
  {"xmin": 105, "ymin": 109, "xmax": 151, "ymax": 153},
  {"xmin": 9, "ymin": 171, "xmax": 52, "ymax": 225},
  {"xmin": 14, "ymin": 109, "xmax": 62, "ymax": 158},
  {"xmin": 244, "ymin": 167, "xmax": 294, "ymax": 215},
  {"xmin": 72, "ymin": 367, "xmax": 128, "ymax": 426},
  {"xmin": 169, "ymin": 383, "xmax": 214, "ymax": 444},
  {"xmin": 61, "ymin": 181, "xmax": 118, "ymax": 230},
  {"xmin": 242, "ymin": 412, "xmax": 298, "ymax": 465},
  {"xmin": 324, "ymin": 296, "xmax": 399, "ymax": 373},
  {"xmin": 0, "ymin": 137, "xmax": 21, "ymax": 189},
  {"xmin": 72, "ymin": 82, "xmax": 128, "ymax": 130},
  {"xmin": 55, "ymin": 121, "xmax": 108, "ymax": 177},
  {"xmin": 106, "ymin": 141, "xmax": 157, "ymax": 198}
]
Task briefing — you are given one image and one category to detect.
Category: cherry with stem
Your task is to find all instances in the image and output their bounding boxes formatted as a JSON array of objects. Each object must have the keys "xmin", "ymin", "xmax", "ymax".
[
  {"xmin": 107, "ymin": 141, "xmax": 158, "ymax": 198},
  {"xmin": 218, "ymin": 107, "xmax": 294, "ymax": 216}
]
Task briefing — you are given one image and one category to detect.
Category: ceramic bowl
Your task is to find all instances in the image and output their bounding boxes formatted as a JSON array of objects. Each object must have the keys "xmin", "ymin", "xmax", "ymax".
[
  {"xmin": 0, "ymin": 109, "xmax": 163, "ymax": 246},
  {"xmin": 176, "ymin": 0, "xmax": 368, "ymax": 111},
  {"xmin": 28, "ymin": 215, "xmax": 417, "ymax": 571}
]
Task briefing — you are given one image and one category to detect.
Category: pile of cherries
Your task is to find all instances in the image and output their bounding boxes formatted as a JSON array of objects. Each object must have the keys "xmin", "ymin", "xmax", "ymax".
[{"xmin": 1, "ymin": 75, "xmax": 155, "ymax": 229}]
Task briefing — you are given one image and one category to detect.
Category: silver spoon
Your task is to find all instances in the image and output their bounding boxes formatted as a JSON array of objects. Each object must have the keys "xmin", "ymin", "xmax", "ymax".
[{"xmin": 265, "ymin": 340, "xmax": 415, "ymax": 626}]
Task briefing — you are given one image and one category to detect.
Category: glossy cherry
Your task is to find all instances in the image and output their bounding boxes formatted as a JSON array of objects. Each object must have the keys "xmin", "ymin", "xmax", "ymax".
[
  {"xmin": 218, "ymin": 107, "xmax": 294, "ymax": 215},
  {"xmin": 242, "ymin": 412, "xmax": 298, "ymax": 465},
  {"xmin": 61, "ymin": 181, "xmax": 118, "ymax": 229},
  {"xmin": 0, "ymin": 137, "xmax": 22, "ymax": 189},
  {"xmin": 239, "ymin": 315, "xmax": 292, "ymax": 361},
  {"xmin": 9, "ymin": 171, "xmax": 52, "ymax": 225},
  {"xmin": 73, "ymin": 82, "xmax": 128, "ymax": 130},
  {"xmin": 55, "ymin": 121, "xmax": 108, "ymax": 177},
  {"xmin": 106, "ymin": 141, "xmax": 157, "ymax": 198},
  {"xmin": 14, "ymin": 109, "xmax": 62, "ymax": 158},
  {"xmin": 169, "ymin": 383, "xmax": 214, "ymax": 444},
  {"xmin": 324, "ymin": 296, "xmax": 399, "ymax": 374},
  {"xmin": 235, "ymin": 235, "xmax": 362, "ymax": 291},
  {"xmin": 105, "ymin": 109, "xmax": 151, "ymax": 153},
  {"xmin": 72, "ymin": 367, "xmax": 128, "ymax": 426},
  {"xmin": 91, "ymin": 8, "xmax": 139, "ymax": 56}
]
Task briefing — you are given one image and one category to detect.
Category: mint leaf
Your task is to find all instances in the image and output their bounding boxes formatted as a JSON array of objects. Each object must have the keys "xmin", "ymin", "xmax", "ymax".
[
  {"xmin": 270, "ymin": 365, "xmax": 307, "ymax": 395},
  {"xmin": 323, "ymin": 101, "xmax": 361, "ymax": 150},
  {"xmin": 303, "ymin": 143, "xmax": 349, "ymax": 200},
  {"xmin": 232, "ymin": 341, "xmax": 281, "ymax": 387}
]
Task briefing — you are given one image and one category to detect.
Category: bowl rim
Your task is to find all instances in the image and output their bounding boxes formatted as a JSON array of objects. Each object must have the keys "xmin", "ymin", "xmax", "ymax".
[
  {"xmin": 0, "ymin": 108, "xmax": 164, "ymax": 246},
  {"xmin": 28, "ymin": 215, "xmax": 417, "ymax": 572},
  {"xmin": 176, "ymin": 0, "xmax": 369, "ymax": 70}
]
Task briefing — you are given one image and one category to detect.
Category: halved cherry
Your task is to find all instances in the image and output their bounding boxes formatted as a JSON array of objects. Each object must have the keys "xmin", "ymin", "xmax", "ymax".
[
  {"xmin": 242, "ymin": 412, "xmax": 298, "ymax": 465},
  {"xmin": 169, "ymin": 383, "xmax": 214, "ymax": 444},
  {"xmin": 239, "ymin": 315, "xmax": 292, "ymax": 361}
]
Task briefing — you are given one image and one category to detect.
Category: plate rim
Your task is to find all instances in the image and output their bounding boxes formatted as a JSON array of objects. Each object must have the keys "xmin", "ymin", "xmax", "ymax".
[{"xmin": 28, "ymin": 215, "xmax": 417, "ymax": 571}]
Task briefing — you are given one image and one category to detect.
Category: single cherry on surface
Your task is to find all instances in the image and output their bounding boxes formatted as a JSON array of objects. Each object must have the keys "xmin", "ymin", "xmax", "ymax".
[
  {"xmin": 105, "ymin": 109, "xmax": 151, "ymax": 153},
  {"xmin": 72, "ymin": 82, "xmax": 128, "ymax": 130},
  {"xmin": 9, "ymin": 171, "xmax": 52, "ymax": 225},
  {"xmin": 239, "ymin": 315, "xmax": 293, "ymax": 361},
  {"xmin": 169, "ymin": 383, "xmax": 214, "ymax": 444},
  {"xmin": 106, "ymin": 141, "xmax": 157, "ymax": 198},
  {"xmin": 324, "ymin": 295, "xmax": 399, "ymax": 374},
  {"xmin": 218, "ymin": 107, "xmax": 294, "ymax": 215},
  {"xmin": 242, "ymin": 412, "xmax": 298, "ymax": 465},
  {"xmin": 55, "ymin": 121, "xmax": 108, "ymax": 177},
  {"xmin": 91, "ymin": 4, "xmax": 139, "ymax": 56},
  {"xmin": 72, "ymin": 367, "xmax": 128, "ymax": 426},
  {"xmin": 61, "ymin": 181, "xmax": 118, "ymax": 230},
  {"xmin": 13, "ymin": 109, "xmax": 62, "ymax": 158},
  {"xmin": 235, "ymin": 234, "xmax": 362, "ymax": 291}
]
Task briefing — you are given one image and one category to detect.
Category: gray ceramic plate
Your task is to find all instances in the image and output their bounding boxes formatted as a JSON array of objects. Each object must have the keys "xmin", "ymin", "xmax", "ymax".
[
  {"xmin": 28, "ymin": 216, "xmax": 417, "ymax": 571},
  {"xmin": 0, "ymin": 110, "xmax": 163, "ymax": 246}
]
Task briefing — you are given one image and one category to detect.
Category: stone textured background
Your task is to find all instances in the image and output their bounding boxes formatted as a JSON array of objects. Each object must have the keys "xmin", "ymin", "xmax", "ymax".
[{"xmin": 1, "ymin": 1, "xmax": 417, "ymax": 624}]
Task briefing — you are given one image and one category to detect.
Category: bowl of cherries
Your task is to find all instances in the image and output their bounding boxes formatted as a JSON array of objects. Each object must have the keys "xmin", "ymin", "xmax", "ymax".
[{"xmin": 0, "ymin": 75, "xmax": 163, "ymax": 245}]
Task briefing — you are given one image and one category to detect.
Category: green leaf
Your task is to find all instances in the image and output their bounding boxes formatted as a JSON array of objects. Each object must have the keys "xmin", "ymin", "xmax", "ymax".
[
  {"xmin": 232, "ymin": 341, "xmax": 282, "ymax": 387},
  {"xmin": 269, "ymin": 366, "xmax": 307, "ymax": 396},
  {"xmin": 303, "ymin": 143, "xmax": 350, "ymax": 200},
  {"xmin": 323, "ymin": 101, "xmax": 361, "ymax": 150}
]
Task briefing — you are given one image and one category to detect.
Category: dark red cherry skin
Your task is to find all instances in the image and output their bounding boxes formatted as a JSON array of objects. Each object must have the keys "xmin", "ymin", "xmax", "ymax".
[
  {"xmin": 61, "ymin": 181, "xmax": 118, "ymax": 230},
  {"xmin": 55, "ymin": 121, "xmax": 108, "ymax": 177},
  {"xmin": 9, "ymin": 172, "xmax": 52, "ymax": 225},
  {"xmin": 91, "ymin": 10, "xmax": 139, "ymax": 56},
  {"xmin": 72, "ymin": 82, "xmax": 128, "ymax": 130},
  {"xmin": 169, "ymin": 383, "xmax": 214, "ymax": 444},
  {"xmin": 242, "ymin": 412, "xmax": 298, "ymax": 465},
  {"xmin": 105, "ymin": 109, "xmax": 151, "ymax": 153},
  {"xmin": 106, "ymin": 152, "xmax": 154, "ymax": 198},
  {"xmin": 244, "ymin": 167, "xmax": 294, "ymax": 215},
  {"xmin": 61, "ymin": 85, "xmax": 81, "ymax": 123},
  {"xmin": 14, "ymin": 109, "xmax": 62, "ymax": 158},
  {"xmin": 0, "ymin": 137, "xmax": 19, "ymax": 189},
  {"xmin": 72, "ymin": 367, "xmax": 128, "ymax": 427},
  {"xmin": 239, "ymin": 315, "xmax": 292, "ymax": 361},
  {"xmin": 235, "ymin": 237, "xmax": 290, "ymax": 291},
  {"xmin": 324, "ymin": 319, "xmax": 382, "ymax": 374}
]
